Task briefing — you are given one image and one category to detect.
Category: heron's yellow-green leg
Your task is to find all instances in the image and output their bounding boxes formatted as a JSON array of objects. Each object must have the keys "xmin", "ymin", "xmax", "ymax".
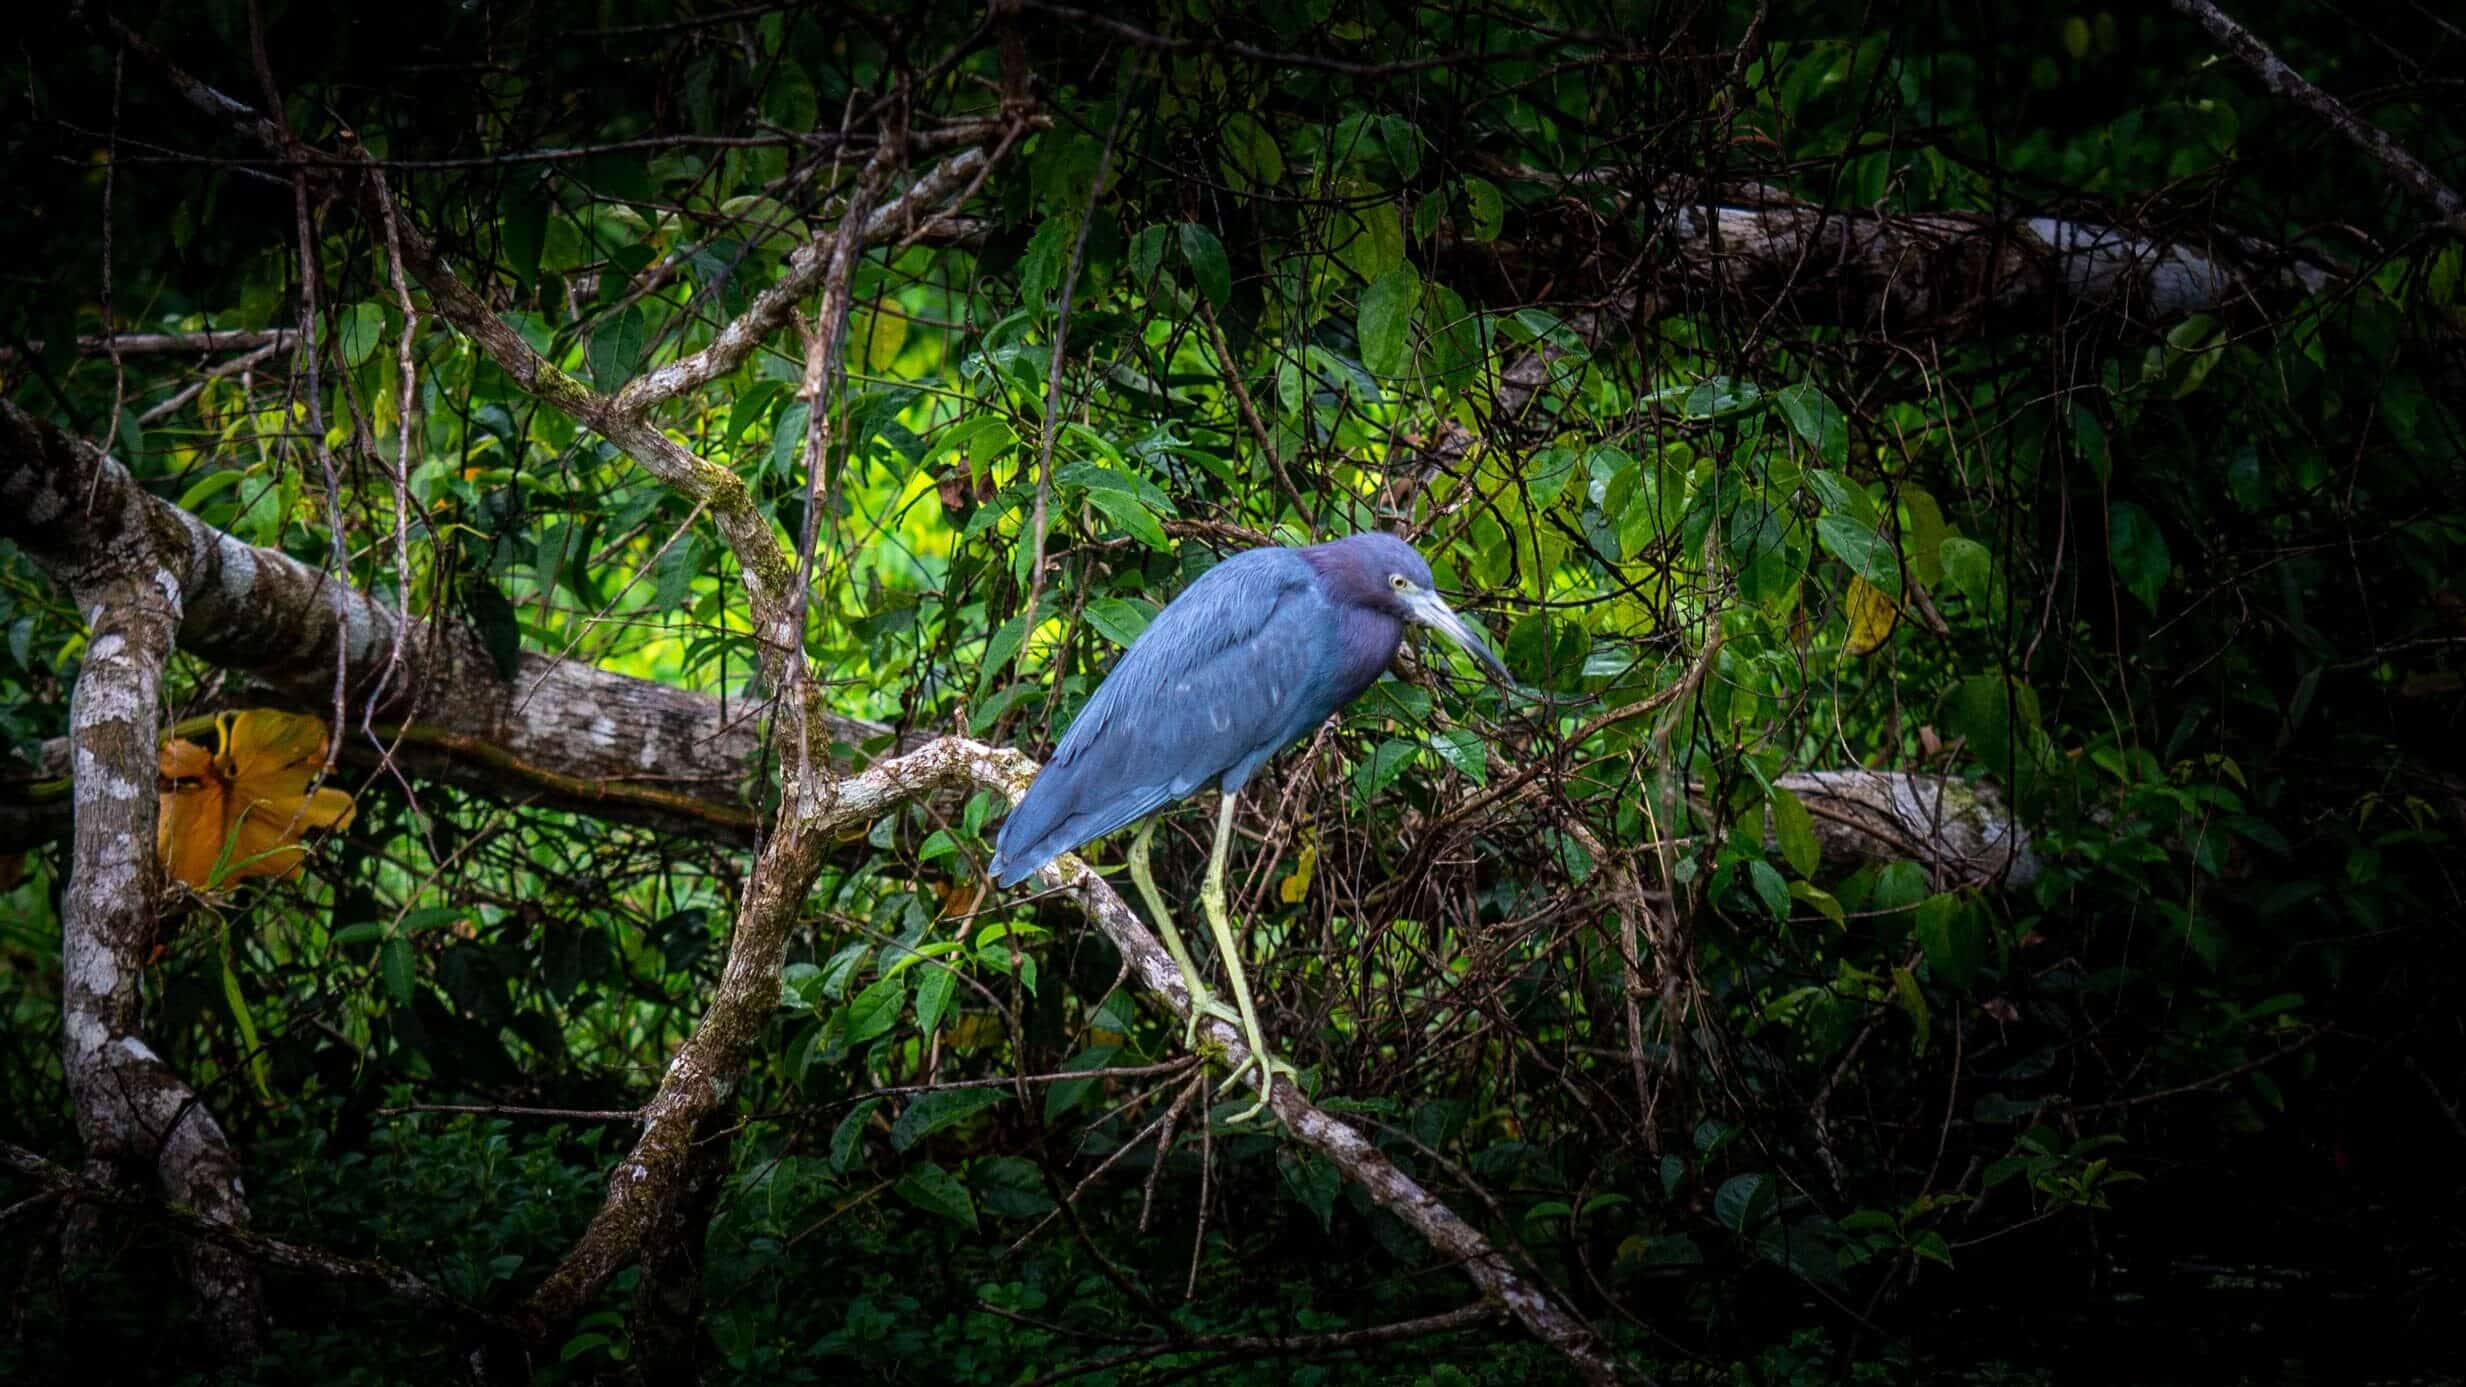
[
  {"xmin": 1200, "ymin": 791, "xmax": 1283, "ymax": 1122},
  {"xmin": 1128, "ymin": 820, "xmax": 1242, "ymax": 1046}
]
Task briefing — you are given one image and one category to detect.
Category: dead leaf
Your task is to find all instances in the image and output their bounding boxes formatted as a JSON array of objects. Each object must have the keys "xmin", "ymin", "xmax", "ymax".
[
  {"xmin": 1844, "ymin": 575, "xmax": 1900, "ymax": 656},
  {"xmin": 157, "ymin": 709, "xmax": 356, "ymax": 890}
]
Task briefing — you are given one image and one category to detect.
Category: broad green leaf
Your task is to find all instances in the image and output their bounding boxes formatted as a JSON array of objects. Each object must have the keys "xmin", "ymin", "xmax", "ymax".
[
  {"xmin": 1747, "ymin": 860, "xmax": 1789, "ymax": 919},
  {"xmin": 1083, "ymin": 596, "xmax": 1154, "ymax": 648},
  {"xmin": 587, "ymin": 305, "xmax": 643, "ymax": 388},
  {"xmin": 842, "ymin": 973, "xmax": 907, "ymax": 1045},
  {"xmin": 1334, "ymin": 192, "xmax": 1404, "ymax": 281},
  {"xmin": 912, "ymin": 965, "xmax": 957, "ymax": 1036},
  {"xmin": 337, "ymin": 302, "xmax": 387, "ymax": 369},
  {"xmin": 1816, "ymin": 515, "xmax": 1901, "ymax": 593},
  {"xmin": 1357, "ymin": 266, "xmax": 1420, "ymax": 377},
  {"xmin": 889, "ymin": 1087, "xmax": 1006, "ymax": 1151},
  {"xmin": 1774, "ymin": 382, "xmax": 1847, "ymax": 466},
  {"xmin": 1043, "ymin": 1045, "xmax": 1120, "ymax": 1123},
  {"xmin": 1892, "ymin": 965, "xmax": 1930, "ymax": 1053},
  {"xmin": 1431, "ymin": 727, "xmax": 1487, "ymax": 784},
  {"xmin": 1770, "ymin": 789, "xmax": 1818, "ymax": 877},
  {"xmin": 1019, "ymin": 214, "xmax": 1076, "ymax": 314},
  {"xmin": 1916, "ymin": 893, "xmax": 1987, "ymax": 986},
  {"xmin": 893, "ymin": 1161, "xmax": 977, "ymax": 1229},
  {"xmin": 856, "ymin": 307, "xmax": 909, "ymax": 373},
  {"xmin": 1714, "ymin": 1173, "xmax": 1775, "ymax": 1232},
  {"xmin": 1457, "ymin": 175, "xmax": 1504, "ymax": 242},
  {"xmin": 1085, "ymin": 488, "xmax": 1169, "ymax": 551},
  {"xmin": 1939, "ymin": 537, "xmax": 1992, "ymax": 606},
  {"xmin": 971, "ymin": 1156, "xmax": 1054, "ymax": 1218},
  {"xmin": 2108, "ymin": 501, "xmax": 2171, "ymax": 613},
  {"xmin": 830, "ymin": 1098, "xmax": 882, "ymax": 1172},
  {"xmin": 1179, "ymin": 223, "xmax": 1231, "ymax": 308}
]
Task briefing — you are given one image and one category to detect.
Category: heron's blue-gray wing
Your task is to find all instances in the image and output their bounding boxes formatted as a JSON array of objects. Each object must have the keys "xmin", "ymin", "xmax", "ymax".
[{"xmin": 989, "ymin": 551, "xmax": 1330, "ymax": 886}]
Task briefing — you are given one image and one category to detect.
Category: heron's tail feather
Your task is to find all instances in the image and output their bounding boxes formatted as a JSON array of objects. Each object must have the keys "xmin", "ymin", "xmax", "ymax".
[{"xmin": 989, "ymin": 774, "xmax": 1175, "ymax": 889}]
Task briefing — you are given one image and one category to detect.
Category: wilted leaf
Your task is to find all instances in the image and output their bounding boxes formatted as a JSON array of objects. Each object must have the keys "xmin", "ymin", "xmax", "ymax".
[
  {"xmin": 1843, "ymin": 575, "xmax": 1899, "ymax": 655},
  {"xmin": 1278, "ymin": 835, "xmax": 1318, "ymax": 904}
]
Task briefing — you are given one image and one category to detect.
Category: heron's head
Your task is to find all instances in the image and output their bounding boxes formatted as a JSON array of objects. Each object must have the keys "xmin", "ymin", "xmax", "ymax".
[{"xmin": 1320, "ymin": 532, "xmax": 1511, "ymax": 683}]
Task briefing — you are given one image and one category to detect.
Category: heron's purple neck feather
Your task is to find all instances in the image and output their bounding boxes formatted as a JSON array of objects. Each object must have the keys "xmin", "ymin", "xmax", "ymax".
[{"xmin": 1299, "ymin": 539, "xmax": 1407, "ymax": 707}]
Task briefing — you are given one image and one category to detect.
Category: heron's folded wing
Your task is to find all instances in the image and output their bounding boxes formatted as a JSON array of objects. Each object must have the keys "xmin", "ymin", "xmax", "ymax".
[{"xmin": 990, "ymin": 554, "xmax": 1327, "ymax": 884}]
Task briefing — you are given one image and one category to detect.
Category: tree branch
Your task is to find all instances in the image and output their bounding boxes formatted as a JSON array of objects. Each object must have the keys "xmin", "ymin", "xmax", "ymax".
[{"xmin": 2170, "ymin": 0, "xmax": 2466, "ymax": 238}]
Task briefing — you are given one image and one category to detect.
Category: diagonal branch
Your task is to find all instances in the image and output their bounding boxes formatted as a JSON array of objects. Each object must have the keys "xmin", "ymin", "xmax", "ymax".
[{"xmin": 2171, "ymin": 0, "xmax": 2466, "ymax": 238}]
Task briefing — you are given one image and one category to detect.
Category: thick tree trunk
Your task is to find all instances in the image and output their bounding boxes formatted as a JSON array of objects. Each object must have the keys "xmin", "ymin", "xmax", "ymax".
[{"xmin": 5, "ymin": 426, "xmax": 265, "ymax": 1356}]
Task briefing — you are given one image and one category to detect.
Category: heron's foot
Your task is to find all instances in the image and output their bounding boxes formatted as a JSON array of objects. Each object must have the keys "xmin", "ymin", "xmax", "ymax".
[
  {"xmin": 1178, "ymin": 978, "xmax": 1247, "ymax": 1048},
  {"xmin": 1215, "ymin": 1049, "xmax": 1302, "ymax": 1125}
]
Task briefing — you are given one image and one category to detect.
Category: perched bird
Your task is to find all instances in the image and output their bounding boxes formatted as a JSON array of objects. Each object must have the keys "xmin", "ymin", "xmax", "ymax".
[{"xmin": 987, "ymin": 531, "xmax": 1508, "ymax": 1116}]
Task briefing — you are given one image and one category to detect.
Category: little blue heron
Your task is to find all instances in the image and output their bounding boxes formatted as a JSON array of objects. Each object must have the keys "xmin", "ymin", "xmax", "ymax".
[{"xmin": 986, "ymin": 532, "xmax": 1509, "ymax": 1117}]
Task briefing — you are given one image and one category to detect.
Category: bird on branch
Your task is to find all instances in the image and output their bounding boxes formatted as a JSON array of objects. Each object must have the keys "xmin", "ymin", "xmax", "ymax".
[{"xmin": 987, "ymin": 532, "xmax": 1511, "ymax": 1119}]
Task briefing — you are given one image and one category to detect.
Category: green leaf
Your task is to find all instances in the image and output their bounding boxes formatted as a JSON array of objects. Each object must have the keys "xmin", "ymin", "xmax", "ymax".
[
  {"xmin": 587, "ymin": 306, "xmax": 644, "ymax": 388},
  {"xmin": 1334, "ymin": 194, "xmax": 1404, "ymax": 281},
  {"xmin": 893, "ymin": 1161, "xmax": 977, "ymax": 1229},
  {"xmin": 1356, "ymin": 266, "xmax": 1421, "ymax": 377},
  {"xmin": 501, "ymin": 182, "xmax": 550, "ymax": 291},
  {"xmin": 1939, "ymin": 537, "xmax": 1992, "ymax": 606},
  {"xmin": 1746, "ymin": 860, "xmax": 1790, "ymax": 920},
  {"xmin": 1083, "ymin": 596, "xmax": 1154, "ymax": 648},
  {"xmin": 1084, "ymin": 488, "xmax": 1169, "ymax": 551},
  {"xmin": 971, "ymin": 1156, "xmax": 1054, "ymax": 1218},
  {"xmin": 1774, "ymin": 383, "xmax": 1847, "ymax": 466},
  {"xmin": 976, "ymin": 610, "xmax": 1031, "ymax": 701},
  {"xmin": 1714, "ymin": 1173, "xmax": 1775, "ymax": 1232},
  {"xmin": 1278, "ymin": 1150, "xmax": 1340, "ymax": 1232},
  {"xmin": 2108, "ymin": 501, "xmax": 2171, "ymax": 613},
  {"xmin": 1457, "ymin": 175, "xmax": 1504, "ymax": 242},
  {"xmin": 1788, "ymin": 880, "xmax": 1845, "ymax": 925},
  {"xmin": 912, "ymin": 965, "xmax": 957, "ymax": 1036},
  {"xmin": 1771, "ymin": 789, "xmax": 1818, "ymax": 877},
  {"xmin": 1430, "ymin": 727, "xmax": 1488, "ymax": 785},
  {"xmin": 176, "ymin": 469, "xmax": 247, "ymax": 514},
  {"xmin": 1179, "ymin": 223, "xmax": 1231, "ymax": 309},
  {"xmin": 653, "ymin": 534, "xmax": 700, "ymax": 611},
  {"xmin": 337, "ymin": 302, "xmax": 387, "ymax": 369},
  {"xmin": 1816, "ymin": 516, "xmax": 1901, "ymax": 593},
  {"xmin": 381, "ymin": 936, "xmax": 415, "ymax": 1007},
  {"xmin": 1356, "ymin": 737, "xmax": 1417, "ymax": 797},
  {"xmin": 1217, "ymin": 112, "xmax": 1285, "ymax": 193},
  {"xmin": 1019, "ymin": 215, "xmax": 1076, "ymax": 314},
  {"xmin": 461, "ymin": 575, "xmax": 524, "ymax": 680},
  {"xmin": 770, "ymin": 401, "xmax": 811, "ymax": 479},
  {"xmin": 830, "ymin": 1098, "xmax": 882, "ymax": 1172},
  {"xmin": 1916, "ymin": 893, "xmax": 1987, "ymax": 987},
  {"xmin": 842, "ymin": 973, "xmax": 907, "ymax": 1046},
  {"xmin": 889, "ymin": 1087, "xmax": 1006, "ymax": 1152},
  {"xmin": 1043, "ymin": 1045, "xmax": 1119, "ymax": 1123},
  {"xmin": 1892, "ymin": 965, "xmax": 1931, "ymax": 1053}
]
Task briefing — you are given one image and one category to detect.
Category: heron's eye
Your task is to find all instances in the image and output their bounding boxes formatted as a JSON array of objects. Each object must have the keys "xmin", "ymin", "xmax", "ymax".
[{"xmin": 1389, "ymin": 573, "xmax": 1408, "ymax": 590}]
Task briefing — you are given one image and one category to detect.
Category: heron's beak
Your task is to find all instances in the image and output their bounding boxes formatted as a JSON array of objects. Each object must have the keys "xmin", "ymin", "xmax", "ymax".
[{"xmin": 1404, "ymin": 589, "xmax": 1512, "ymax": 685}]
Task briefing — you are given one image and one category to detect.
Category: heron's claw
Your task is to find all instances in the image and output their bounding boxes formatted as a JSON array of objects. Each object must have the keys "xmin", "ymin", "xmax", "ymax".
[
  {"xmin": 1215, "ymin": 1050, "xmax": 1301, "ymax": 1124},
  {"xmin": 1180, "ymin": 980, "xmax": 1246, "ymax": 1048}
]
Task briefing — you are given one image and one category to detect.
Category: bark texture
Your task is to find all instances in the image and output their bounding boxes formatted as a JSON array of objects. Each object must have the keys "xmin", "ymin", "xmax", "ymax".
[{"xmin": 6, "ymin": 421, "xmax": 265, "ymax": 1355}]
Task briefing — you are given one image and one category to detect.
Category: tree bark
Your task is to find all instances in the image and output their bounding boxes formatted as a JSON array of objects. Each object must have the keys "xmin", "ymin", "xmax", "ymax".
[{"xmin": 20, "ymin": 467, "xmax": 264, "ymax": 1355}]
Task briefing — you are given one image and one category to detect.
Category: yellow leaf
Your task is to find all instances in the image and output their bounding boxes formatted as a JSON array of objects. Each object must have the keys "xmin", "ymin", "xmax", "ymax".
[
  {"xmin": 859, "ymin": 308, "xmax": 909, "ymax": 374},
  {"xmin": 1844, "ymin": 575, "xmax": 1900, "ymax": 656},
  {"xmin": 156, "ymin": 709, "xmax": 356, "ymax": 891},
  {"xmin": 1277, "ymin": 836, "xmax": 1318, "ymax": 904}
]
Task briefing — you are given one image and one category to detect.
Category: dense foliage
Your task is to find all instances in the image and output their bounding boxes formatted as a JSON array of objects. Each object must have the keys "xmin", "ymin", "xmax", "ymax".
[{"xmin": 4, "ymin": 0, "xmax": 2462, "ymax": 1381}]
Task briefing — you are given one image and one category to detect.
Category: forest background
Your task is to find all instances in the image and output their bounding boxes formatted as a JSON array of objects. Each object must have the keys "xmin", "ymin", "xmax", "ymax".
[{"xmin": 2, "ymin": 0, "xmax": 2462, "ymax": 1382}]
